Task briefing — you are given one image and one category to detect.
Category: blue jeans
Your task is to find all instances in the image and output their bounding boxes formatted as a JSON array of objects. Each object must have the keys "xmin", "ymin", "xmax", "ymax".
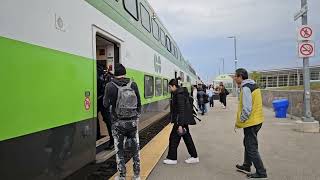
[{"xmin": 199, "ymin": 104, "xmax": 205, "ymax": 115}]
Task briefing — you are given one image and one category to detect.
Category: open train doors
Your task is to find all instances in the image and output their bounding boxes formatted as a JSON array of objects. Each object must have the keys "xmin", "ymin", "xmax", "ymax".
[{"xmin": 92, "ymin": 26, "xmax": 122, "ymax": 154}]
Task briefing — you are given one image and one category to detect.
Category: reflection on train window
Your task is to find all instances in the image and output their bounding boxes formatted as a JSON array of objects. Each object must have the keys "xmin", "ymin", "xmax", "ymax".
[
  {"xmin": 144, "ymin": 75, "xmax": 154, "ymax": 98},
  {"xmin": 123, "ymin": 0, "xmax": 138, "ymax": 20},
  {"xmin": 166, "ymin": 35, "xmax": 171, "ymax": 52},
  {"xmin": 163, "ymin": 79, "xmax": 169, "ymax": 95},
  {"xmin": 172, "ymin": 45, "xmax": 176, "ymax": 56},
  {"xmin": 155, "ymin": 77, "xmax": 162, "ymax": 96},
  {"xmin": 152, "ymin": 19, "xmax": 159, "ymax": 40},
  {"xmin": 160, "ymin": 29, "xmax": 166, "ymax": 47},
  {"xmin": 187, "ymin": 76, "xmax": 191, "ymax": 83},
  {"xmin": 140, "ymin": 3, "xmax": 151, "ymax": 32},
  {"xmin": 180, "ymin": 71, "xmax": 185, "ymax": 82}
]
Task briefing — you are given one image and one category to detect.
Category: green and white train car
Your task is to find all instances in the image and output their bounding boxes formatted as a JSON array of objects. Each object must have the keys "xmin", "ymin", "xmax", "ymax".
[{"xmin": 0, "ymin": 0, "xmax": 198, "ymax": 179}]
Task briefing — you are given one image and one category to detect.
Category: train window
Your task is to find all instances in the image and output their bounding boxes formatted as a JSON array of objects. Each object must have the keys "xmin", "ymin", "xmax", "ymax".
[
  {"xmin": 144, "ymin": 75, "xmax": 154, "ymax": 98},
  {"xmin": 140, "ymin": 3, "xmax": 151, "ymax": 32},
  {"xmin": 123, "ymin": 0, "xmax": 139, "ymax": 20},
  {"xmin": 172, "ymin": 45, "xmax": 176, "ymax": 56},
  {"xmin": 155, "ymin": 77, "xmax": 162, "ymax": 96},
  {"xmin": 187, "ymin": 76, "xmax": 191, "ymax": 83},
  {"xmin": 152, "ymin": 19, "xmax": 159, "ymax": 40},
  {"xmin": 180, "ymin": 71, "xmax": 185, "ymax": 82},
  {"xmin": 163, "ymin": 79, "xmax": 169, "ymax": 95},
  {"xmin": 160, "ymin": 29, "xmax": 166, "ymax": 46},
  {"xmin": 166, "ymin": 36, "xmax": 171, "ymax": 52}
]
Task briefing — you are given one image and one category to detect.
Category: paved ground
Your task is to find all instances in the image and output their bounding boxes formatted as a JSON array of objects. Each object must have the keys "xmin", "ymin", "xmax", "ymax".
[{"xmin": 148, "ymin": 97, "xmax": 320, "ymax": 180}]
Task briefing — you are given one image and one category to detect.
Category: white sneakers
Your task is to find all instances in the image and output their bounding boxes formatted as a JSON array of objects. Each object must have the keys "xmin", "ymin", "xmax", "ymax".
[
  {"xmin": 163, "ymin": 157, "xmax": 200, "ymax": 165},
  {"xmin": 185, "ymin": 157, "xmax": 200, "ymax": 164},
  {"xmin": 114, "ymin": 176, "xmax": 140, "ymax": 180},
  {"xmin": 163, "ymin": 159, "xmax": 178, "ymax": 165}
]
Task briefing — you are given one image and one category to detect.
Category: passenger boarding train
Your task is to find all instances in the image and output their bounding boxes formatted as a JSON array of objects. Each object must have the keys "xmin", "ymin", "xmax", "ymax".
[{"xmin": 0, "ymin": 0, "xmax": 198, "ymax": 179}]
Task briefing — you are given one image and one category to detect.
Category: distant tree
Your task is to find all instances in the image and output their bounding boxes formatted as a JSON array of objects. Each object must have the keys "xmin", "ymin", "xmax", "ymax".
[{"xmin": 250, "ymin": 71, "xmax": 262, "ymax": 83}]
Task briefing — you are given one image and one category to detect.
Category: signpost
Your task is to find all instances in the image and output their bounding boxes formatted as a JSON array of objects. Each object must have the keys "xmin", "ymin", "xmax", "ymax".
[{"xmin": 294, "ymin": 0, "xmax": 318, "ymax": 132}]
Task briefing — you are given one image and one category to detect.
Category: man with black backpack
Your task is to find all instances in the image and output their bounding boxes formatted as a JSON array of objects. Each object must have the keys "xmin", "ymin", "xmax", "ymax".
[
  {"xmin": 103, "ymin": 63, "xmax": 141, "ymax": 180},
  {"xmin": 163, "ymin": 79, "xmax": 199, "ymax": 165}
]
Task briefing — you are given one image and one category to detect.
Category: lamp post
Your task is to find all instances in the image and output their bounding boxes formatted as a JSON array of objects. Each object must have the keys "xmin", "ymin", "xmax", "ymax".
[
  {"xmin": 228, "ymin": 36, "xmax": 238, "ymax": 95},
  {"xmin": 221, "ymin": 58, "xmax": 225, "ymax": 74}
]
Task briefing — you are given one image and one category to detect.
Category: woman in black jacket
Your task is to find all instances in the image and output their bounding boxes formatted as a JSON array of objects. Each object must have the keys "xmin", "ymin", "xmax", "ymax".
[{"xmin": 163, "ymin": 79, "xmax": 199, "ymax": 165}]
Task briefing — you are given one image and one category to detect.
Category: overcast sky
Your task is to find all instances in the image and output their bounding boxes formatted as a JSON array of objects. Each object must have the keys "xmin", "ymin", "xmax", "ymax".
[{"xmin": 148, "ymin": 0, "xmax": 320, "ymax": 81}]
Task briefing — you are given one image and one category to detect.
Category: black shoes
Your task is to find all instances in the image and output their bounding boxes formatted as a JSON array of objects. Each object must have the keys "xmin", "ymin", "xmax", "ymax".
[
  {"xmin": 247, "ymin": 173, "xmax": 268, "ymax": 179},
  {"xmin": 105, "ymin": 142, "xmax": 114, "ymax": 150},
  {"xmin": 236, "ymin": 164, "xmax": 251, "ymax": 174}
]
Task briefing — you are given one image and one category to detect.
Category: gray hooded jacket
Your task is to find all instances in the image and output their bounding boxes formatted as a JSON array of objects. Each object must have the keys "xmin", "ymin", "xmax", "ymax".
[{"xmin": 240, "ymin": 79, "xmax": 256, "ymax": 122}]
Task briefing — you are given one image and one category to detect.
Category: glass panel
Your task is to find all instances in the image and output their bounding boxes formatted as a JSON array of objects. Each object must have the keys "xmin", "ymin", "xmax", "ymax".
[
  {"xmin": 155, "ymin": 77, "xmax": 162, "ymax": 96},
  {"xmin": 140, "ymin": 4, "xmax": 151, "ymax": 32},
  {"xmin": 123, "ymin": 0, "xmax": 138, "ymax": 20},
  {"xmin": 144, "ymin": 75, "xmax": 154, "ymax": 98},
  {"xmin": 152, "ymin": 19, "xmax": 159, "ymax": 40}
]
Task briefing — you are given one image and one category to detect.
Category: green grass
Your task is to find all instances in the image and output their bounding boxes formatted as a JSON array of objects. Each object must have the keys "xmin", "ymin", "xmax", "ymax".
[{"xmin": 275, "ymin": 82, "xmax": 320, "ymax": 91}]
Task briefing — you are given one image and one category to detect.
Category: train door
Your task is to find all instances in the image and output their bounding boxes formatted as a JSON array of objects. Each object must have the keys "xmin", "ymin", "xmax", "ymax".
[{"xmin": 92, "ymin": 26, "xmax": 122, "ymax": 154}]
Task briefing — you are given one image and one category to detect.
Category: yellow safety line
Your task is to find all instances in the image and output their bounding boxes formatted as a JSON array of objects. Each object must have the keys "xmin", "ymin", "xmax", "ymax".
[{"xmin": 109, "ymin": 124, "xmax": 172, "ymax": 180}]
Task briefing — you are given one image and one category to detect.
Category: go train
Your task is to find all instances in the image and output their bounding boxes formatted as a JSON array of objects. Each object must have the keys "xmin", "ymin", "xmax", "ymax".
[{"xmin": 0, "ymin": 0, "xmax": 198, "ymax": 179}]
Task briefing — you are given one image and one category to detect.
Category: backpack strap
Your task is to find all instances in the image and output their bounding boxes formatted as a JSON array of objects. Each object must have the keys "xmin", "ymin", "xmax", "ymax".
[
  {"xmin": 111, "ymin": 81, "xmax": 132, "ymax": 89},
  {"xmin": 126, "ymin": 81, "xmax": 132, "ymax": 88},
  {"xmin": 111, "ymin": 81, "xmax": 121, "ymax": 89}
]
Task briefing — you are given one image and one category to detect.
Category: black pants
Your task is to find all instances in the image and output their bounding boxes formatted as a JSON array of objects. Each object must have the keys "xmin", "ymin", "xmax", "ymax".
[
  {"xmin": 209, "ymin": 97, "xmax": 214, "ymax": 107},
  {"xmin": 220, "ymin": 96, "xmax": 227, "ymax": 107},
  {"xmin": 97, "ymin": 98, "xmax": 114, "ymax": 144},
  {"xmin": 243, "ymin": 123, "xmax": 267, "ymax": 176},
  {"xmin": 167, "ymin": 124, "xmax": 198, "ymax": 160}
]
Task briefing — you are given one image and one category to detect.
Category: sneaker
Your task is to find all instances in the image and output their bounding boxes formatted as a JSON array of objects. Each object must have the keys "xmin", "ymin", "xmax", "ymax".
[
  {"xmin": 132, "ymin": 176, "xmax": 141, "ymax": 180},
  {"xmin": 114, "ymin": 176, "xmax": 126, "ymax": 180},
  {"xmin": 163, "ymin": 159, "xmax": 177, "ymax": 165},
  {"xmin": 236, "ymin": 164, "xmax": 251, "ymax": 174},
  {"xmin": 105, "ymin": 143, "xmax": 114, "ymax": 150},
  {"xmin": 247, "ymin": 173, "xmax": 268, "ymax": 179},
  {"xmin": 185, "ymin": 157, "xmax": 199, "ymax": 164}
]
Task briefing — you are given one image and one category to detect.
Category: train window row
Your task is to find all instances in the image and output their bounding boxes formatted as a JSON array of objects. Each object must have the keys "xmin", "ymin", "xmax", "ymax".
[
  {"xmin": 144, "ymin": 75, "xmax": 169, "ymax": 99},
  {"xmin": 123, "ymin": 0, "xmax": 181, "ymax": 62}
]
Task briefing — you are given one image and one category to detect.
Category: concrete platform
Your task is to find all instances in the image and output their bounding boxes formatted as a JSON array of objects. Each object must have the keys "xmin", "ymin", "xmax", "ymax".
[{"xmin": 148, "ymin": 97, "xmax": 320, "ymax": 180}]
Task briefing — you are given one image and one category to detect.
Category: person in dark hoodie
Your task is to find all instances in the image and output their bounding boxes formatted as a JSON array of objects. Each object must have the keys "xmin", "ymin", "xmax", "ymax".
[
  {"xmin": 197, "ymin": 86, "xmax": 207, "ymax": 115},
  {"xmin": 103, "ymin": 63, "xmax": 141, "ymax": 180},
  {"xmin": 234, "ymin": 68, "xmax": 267, "ymax": 179},
  {"xmin": 163, "ymin": 79, "xmax": 199, "ymax": 165},
  {"xmin": 96, "ymin": 63, "xmax": 114, "ymax": 150}
]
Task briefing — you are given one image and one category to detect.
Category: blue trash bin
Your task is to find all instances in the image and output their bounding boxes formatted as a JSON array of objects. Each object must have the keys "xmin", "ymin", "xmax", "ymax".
[{"xmin": 272, "ymin": 99, "xmax": 289, "ymax": 118}]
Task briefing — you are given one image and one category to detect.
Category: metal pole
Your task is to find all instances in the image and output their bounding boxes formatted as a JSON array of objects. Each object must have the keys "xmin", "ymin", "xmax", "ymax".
[
  {"xmin": 222, "ymin": 58, "xmax": 225, "ymax": 74},
  {"xmin": 234, "ymin": 37, "xmax": 238, "ymax": 70},
  {"xmin": 301, "ymin": 0, "xmax": 314, "ymax": 122}
]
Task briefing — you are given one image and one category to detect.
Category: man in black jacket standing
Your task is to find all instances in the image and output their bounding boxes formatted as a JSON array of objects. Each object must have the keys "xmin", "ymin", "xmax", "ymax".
[
  {"xmin": 103, "ymin": 63, "xmax": 141, "ymax": 180},
  {"xmin": 163, "ymin": 79, "xmax": 199, "ymax": 165}
]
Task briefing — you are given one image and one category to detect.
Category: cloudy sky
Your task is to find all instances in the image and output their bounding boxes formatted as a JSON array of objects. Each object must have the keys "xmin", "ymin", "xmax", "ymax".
[{"xmin": 148, "ymin": 0, "xmax": 320, "ymax": 81}]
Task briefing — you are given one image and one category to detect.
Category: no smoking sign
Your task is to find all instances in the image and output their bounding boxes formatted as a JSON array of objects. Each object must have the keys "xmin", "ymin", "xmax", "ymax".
[{"xmin": 298, "ymin": 42, "xmax": 315, "ymax": 58}]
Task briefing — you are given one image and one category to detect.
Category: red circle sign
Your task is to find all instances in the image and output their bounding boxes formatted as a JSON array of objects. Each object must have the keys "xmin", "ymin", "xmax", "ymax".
[
  {"xmin": 300, "ymin": 43, "xmax": 314, "ymax": 56},
  {"xmin": 300, "ymin": 27, "xmax": 312, "ymax": 39},
  {"xmin": 84, "ymin": 97, "xmax": 91, "ymax": 110}
]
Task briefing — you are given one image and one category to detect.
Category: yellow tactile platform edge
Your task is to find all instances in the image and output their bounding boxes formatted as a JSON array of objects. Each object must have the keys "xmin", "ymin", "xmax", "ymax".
[{"xmin": 110, "ymin": 124, "xmax": 172, "ymax": 180}]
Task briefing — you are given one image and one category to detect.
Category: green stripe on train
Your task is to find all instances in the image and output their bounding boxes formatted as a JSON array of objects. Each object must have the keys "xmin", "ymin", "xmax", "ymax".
[{"xmin": 0, "ymin": 36, "xmax": 169, "ymax": 141}]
